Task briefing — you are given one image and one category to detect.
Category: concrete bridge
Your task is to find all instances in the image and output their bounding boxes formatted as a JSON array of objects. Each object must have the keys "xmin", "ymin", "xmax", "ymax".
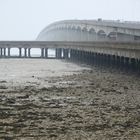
[
  {"xmin": 37, "ymin": 19, "xmax": 140, "ymax": 42},
  {"xmin": 1, "ymin": 20, "xmax": 140, "ymax": 71},
  {"xmin": 0, "ymin": 41, "xmax": 140, "ymax": 71}
]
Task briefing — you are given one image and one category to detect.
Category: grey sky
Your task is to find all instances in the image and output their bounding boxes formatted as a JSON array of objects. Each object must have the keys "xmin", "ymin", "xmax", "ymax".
[{"xmin": 0, "ymin": 0, "xmax": 139, "ymax": 40}]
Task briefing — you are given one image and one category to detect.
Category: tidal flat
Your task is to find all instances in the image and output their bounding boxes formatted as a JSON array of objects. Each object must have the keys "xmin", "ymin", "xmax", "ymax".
[{"xmin": 0, "ymin": 59, "xmax": 140, "ymax": 140}]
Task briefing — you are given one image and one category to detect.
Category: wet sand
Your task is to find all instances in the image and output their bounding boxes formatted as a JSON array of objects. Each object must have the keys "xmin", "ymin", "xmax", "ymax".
[{"xmin": 0, "ymin": 59, "xmax": 140, "ymax": 140}]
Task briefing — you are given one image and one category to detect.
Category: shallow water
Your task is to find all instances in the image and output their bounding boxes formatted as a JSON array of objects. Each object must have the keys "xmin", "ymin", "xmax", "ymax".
[{"xmin": 0, "ymin": 59, "xmax": 89, "ymax": 87}]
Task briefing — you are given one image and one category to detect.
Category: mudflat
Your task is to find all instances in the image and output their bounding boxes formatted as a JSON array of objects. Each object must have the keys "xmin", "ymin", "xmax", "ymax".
[{"xmin": 0, "ymin": 59, "xmax": 140, "ymax": 140}]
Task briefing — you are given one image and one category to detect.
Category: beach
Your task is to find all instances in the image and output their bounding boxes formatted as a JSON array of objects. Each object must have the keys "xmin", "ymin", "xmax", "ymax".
[{"xmin": 0, "ymin": 59, "xmax": 140, "ymax": 140}]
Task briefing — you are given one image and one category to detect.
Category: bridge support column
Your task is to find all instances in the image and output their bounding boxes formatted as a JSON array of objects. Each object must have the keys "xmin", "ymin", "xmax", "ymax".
[
  {"xmin": 135, "ymin": 59, "xmax": 139, "ymax": 72},
  {"xmin": 137, "ymin": 59, "xmax": 140, "ymax": 73},
  {"xmin": 24, "ymin": 48, "xmax": 26, "ymax": 58},
  {"xmin": 130, "ymin": 58, "xmax": 137, "ymax": 72},
  {"xmin": 81, "ymin": 51, "xmax": 85, "ymax": 63},
  {"xmin": 70, "ymin": 49, "xmax": 74, "ymax": 61},
  {"xmin": 28, "ymin": 48, "xmax": 31, "ymax": 58},
  {"xmin": 8, "ymin": 48, "xmax": 10, "ymax": 57},
  {"xmin": 90, "ymin": 52, "xmax": 95, "ymax": 65},
  {"xmin": 41, "ymin": 48, "xmax": 44, "ymax": 58},
  {"xmin": 93, "ymin": 53, "xmax": 97, "ymax": 66},
  {"xmin": 19, "ymin": 48, "xmax": 22, "ymax": 57},
  {"xmin": 56, "ymin": 48, "xmax": 62, "ymax": 59},
  {"xmin": 124, "ymin": 57, "xmax": 130, "ymax": 71},
  {"xmin": 111, "ymin": 55, "xmax": 116, "ymax": 68},
  {"xmin": 0, "ymin": 48, "xmax": 2, "ymax": 57},
  {"xmin": 3, "ymin": 48, "xmax": 6, "ymax": 57},
  {"xmin": 76, "ymin": 50, "xmax": 80, "ymax": 63},
  {"xmin": 79, "ymin": 50, "xmax": 84, "ymax": 63},
  {"xmin": 63, "ymin": 49, "xmax": 69, "ymax": 59},
  {"xmin": 98, "ymin": 53, "xmax": 102, "ymax": 66},
  {"xmin": 88, "ymin": 52, "xmax": 92, "ymax": 65},
  {"xmin": 69, "ymin": 49, "xmax": 72, "ymax": 60},
  {"xmin": 83, "ymin": 51, "xmax": 87, "ymax": 63},
  {"xmin": 45, "ymin": 48, "xmax": 48, "ymax": 58},
  {"xmin": 96, "ymin": 53, "xmax": 99, "ymax": 66},
  {"xmin": 120, "ymin": 56, "xmax": 125, "ymax": 71},
  {"xmin": 116, "ymin": 56, "xmax": 121, "ymax": 70},
  {"xmin": 72, "ymin": 49, "xmax": 76, "ymax": 62}
]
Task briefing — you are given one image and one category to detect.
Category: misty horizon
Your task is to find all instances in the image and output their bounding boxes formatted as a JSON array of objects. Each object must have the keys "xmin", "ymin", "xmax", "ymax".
[{"xmin": 0, "ymin": 0, "xmax": 139, "ymax": 40}]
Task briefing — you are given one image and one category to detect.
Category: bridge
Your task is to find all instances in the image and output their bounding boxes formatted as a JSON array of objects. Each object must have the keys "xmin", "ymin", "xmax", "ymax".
[
  {"xmin": 0, "ymin": 41, "xmax": 140, "ymax": 72},
  {"xmin": 37, "ymin": 19, "xmax": 140, "ymax": 42},
  {"xmin": 0, "ymin": 19, "xmax": 140, "ymax": 72}
]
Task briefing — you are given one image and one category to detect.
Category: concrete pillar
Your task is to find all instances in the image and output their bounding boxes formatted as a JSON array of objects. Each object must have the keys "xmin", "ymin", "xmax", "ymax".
[
  {"xmin": 103, "ymin": 54, "xmax": 107, "ymax": 67},
  {"xmin": 45, "ymin": 48, "xmax": 48, "ymax": 58},
  {"xmin": 116, "ymin": 56, "xmax": 121, "ymax": 70},
  {"xmin": 73, "ymin": 49, "xmax": 76, "ymax": 61},
  {"xmin": 41, "ymin": 48, "xmax": 44, "ymax": 58},
  {"xmin": 124, "ymin": 57, "xmax": 130, "ymax": 71},
  {"xmin": 98, "ymin": 53, "xmax": 101, "ymax": 66},
  {"xmin": 19, "ymin": 48, "xmax": 22, "ymax": 57},
  {"xmin": 112, "ymin": 55, "xmax": 116, "ymax": 67},
  {"xmin": 77, "ymin": 50, "xmax": 81, "ymax": 62},
  {"xmin": 63, "ymin": 49, "xmax": 69, "ymax": 59},
  {"xmin": 88, "ymin": 52, "xmax": 92, "ymax": 65},
  {"xmin": 28, "ymin": 48, "xmax": 31, "ymax": 58},
  {"xmin": 79, "ymin": 50, "xmax": 82, "ymax": 62},
  {"xmin": 0, "ymin": 48, "xmax": 2, "ymax": 57},
  {"xmin": 3, "ymin": 48, "xmax": 6, "ymax": 57},
  {"xmin": 70, "ymin": 49, "xmax": 75, "ymax": 61},
  {"xmin": 24, "ymin": 48, "xmax": 27, "ymax": 58},
  {"xmin": 87, "ymin": 51, "xmax": 91, "ymax": 64},
  {"xmin": 120, "ymin": 56, "xmax": 124, "ymax": 70},
  {"xmin": 135, "ymin": 59, "xmax": 139, "ymax": 72},
  {"xmin": 100, "ymin": 54, "xmax": 104, "ymax": 66},
  {"xmin": 8, "ymin": 48, "xmax": 10, "ymax": 57},
  {"xmin": 130, "ymin": 58, "xmax": 136, "ymax": 71},
  {"xmin": 137, "ymin": 59, "xmax": 140, "ymax": 73},
  {"xmin": 56, "ymin": 48, "xmax": 62, "ymax": 59},
  {"xmin": 90, "ymin": 52, "xmax": 95, "ymax": 65},
  {"xmin": 93, "ymin": 53, "xmax": 97, "ymax": 65},
  {"xmin": 84, "ymin": 51, "xmax": 88, "ymax": 63}
]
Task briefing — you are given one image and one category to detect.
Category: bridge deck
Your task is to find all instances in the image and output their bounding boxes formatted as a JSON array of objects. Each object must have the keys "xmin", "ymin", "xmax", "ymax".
[{"xmin": 0, "ymin": 41, "xmax": 140, "ymax": 72}]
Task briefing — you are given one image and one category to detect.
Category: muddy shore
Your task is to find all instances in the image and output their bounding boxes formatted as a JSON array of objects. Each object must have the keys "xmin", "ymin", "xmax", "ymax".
[{"xmin": 0, "ymin": 59, "xmax": 140, "ymax": 140}]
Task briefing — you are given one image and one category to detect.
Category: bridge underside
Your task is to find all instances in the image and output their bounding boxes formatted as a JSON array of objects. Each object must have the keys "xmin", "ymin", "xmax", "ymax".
[{"xmin": 0, "ymin": 41, "xmax": 140, "ymax": 72}]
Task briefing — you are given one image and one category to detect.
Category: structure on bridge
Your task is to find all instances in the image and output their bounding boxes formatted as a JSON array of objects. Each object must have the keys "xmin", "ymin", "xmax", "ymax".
[{"xmin": 37, "ymin": 19, "xmax": 140, "ymax": 42}]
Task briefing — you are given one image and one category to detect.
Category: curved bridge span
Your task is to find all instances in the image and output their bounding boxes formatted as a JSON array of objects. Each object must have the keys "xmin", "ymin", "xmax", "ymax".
[
  {"xmin": 37, "ymin": 20, "xmax": 140, "ymax": 42},
  {"xmin": 0, "ymin": 41, "xmax": 140, "ymax": 71}
]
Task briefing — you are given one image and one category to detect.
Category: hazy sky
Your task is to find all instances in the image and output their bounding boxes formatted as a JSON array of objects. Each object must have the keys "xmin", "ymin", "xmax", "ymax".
[{"xmin": 0, "ymin": 0, "xmax": 139, "ymax": 40}]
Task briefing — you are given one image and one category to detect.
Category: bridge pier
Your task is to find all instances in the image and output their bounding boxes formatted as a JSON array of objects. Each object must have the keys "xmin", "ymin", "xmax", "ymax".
[
  {"xmin": 130, "ymin": 58, "xmax": 137, "ymax": 72},
  {"xmin": 0, "ymin": 48, "xmax": 2, "ymax": 57},
  {"xmin": 41, "ymin": 48, "xmax": 45, "ymax": 58},
  {"xmin": 45, "ymin": 48, "xmax": 48, "ymax": 58},
  {"xmin": 56, "ymin": 48, "xmax": 62, "ymax": 59},
  {"xmin": 70, "ymin": 49, "xmax": 75, "ymax": 61},
  {"xmin": 63, "ymin": 49, "xmax": 69, "ymax": 59},
  {"xmin": 111, "ymin": 55, "xmax": 116, "ymax": 68},
  {"xmin": 28, "ymin": 48, "xmax": 31, "ymax": 58},
  {"xmin": 8, "ymin": 48, "xmax": 10, "ymax": 57},
  {"xmin": 3, "ymin": 48, "xmax": 6, "ymax": 57},
  {"xmin": 19, "ymin": 48, "xmax": 22, "ymax": 57},
  {"xmin": 76, "ymin": 50, "xmax": 81, "ymax": 63},
  {"xmin": 138, "ymin": 59, "xmax": 140, "ymax": 72},
  {"xmin": 24, "ymin": 48, "xmax": 27, "ymax": 58},
  {"xmin": 124, "ymin": 57, "xmax": 129, "ymax": 71}
]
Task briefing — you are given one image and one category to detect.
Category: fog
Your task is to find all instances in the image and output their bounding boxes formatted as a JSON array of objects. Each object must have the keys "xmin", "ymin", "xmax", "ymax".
[{"xmin": 0, "ymin": 0, "xmax": 139, "ymax": 40}]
